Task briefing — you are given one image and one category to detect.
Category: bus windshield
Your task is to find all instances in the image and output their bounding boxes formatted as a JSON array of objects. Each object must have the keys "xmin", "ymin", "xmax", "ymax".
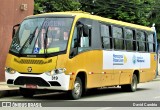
[{"xmin": 10, "ymin": 17, "xmax": 73, "ymax": 55}]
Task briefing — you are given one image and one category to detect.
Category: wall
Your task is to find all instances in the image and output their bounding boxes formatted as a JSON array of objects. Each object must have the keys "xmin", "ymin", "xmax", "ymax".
[{"xmin": 0, "ymin": 0, "xmax": 34, "ymax": 81}]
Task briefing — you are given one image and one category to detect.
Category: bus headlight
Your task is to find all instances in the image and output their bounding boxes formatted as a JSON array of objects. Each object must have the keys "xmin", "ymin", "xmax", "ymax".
[
  {"xmin": 54, "ymin": 68, "xmax": 66, "ymax": 74},
  {"xmin": 45, "ymin": 70, "xmax": 55, "ymax": 76},
  {"xmin": 5, "ymin": 67, "xmax": 16, "ymax": 74},
  {"xmin": 45, "ymin": 68, "xmax": 66, "ymax": 76}
]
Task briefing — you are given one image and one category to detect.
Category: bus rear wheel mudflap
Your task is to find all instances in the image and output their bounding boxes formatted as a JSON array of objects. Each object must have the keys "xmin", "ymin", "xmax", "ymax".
[
  {"xmin": 68, "ymin": 77, "xmax": 83, "ymax": 100},
  {"xmin": 19, "ymin": 87, "xmax": 35, "ymax": 98},
  {"xmin": 121, "ymin": 74, "xmax": 138, "ymax": 92}
]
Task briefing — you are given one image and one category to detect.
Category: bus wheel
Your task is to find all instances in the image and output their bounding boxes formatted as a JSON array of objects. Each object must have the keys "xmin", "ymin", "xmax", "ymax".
[
  {"xmin": 20, "ymin": 88, "xmax": 35, "ymax": 98},
  {"xmin": 69, "ymin": 77, "xmax": 82, "ymax": 100},
  {"xmin": 121, "ymin": 74, "xmax": 138, "ymax": 92}
]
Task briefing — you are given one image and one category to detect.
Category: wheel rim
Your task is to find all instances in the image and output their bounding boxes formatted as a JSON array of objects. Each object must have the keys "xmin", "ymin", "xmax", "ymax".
[{"xmin": 73, "ymin": 82, "xmax": 81, "ymax": 96}]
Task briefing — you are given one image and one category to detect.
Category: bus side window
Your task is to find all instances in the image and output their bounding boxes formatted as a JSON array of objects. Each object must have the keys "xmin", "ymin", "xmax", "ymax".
[
  {"xmin": 78, "ymin": 24, "xmax": 91, "ymax": 53},
  {"xmin": 70, "ymin": 24, "xmax": 91, "ymax": 57},
  {"xmin": 71, "ymin": 24, "xmax": 91, "ymax": 49},
  {"xmin": 136, "ymin": 31, "xmax": 145, "ymax": 51},
  {"xmin": 112, "ymin": 26, "xmax": 124, "ymax": 50},
  {"xmin": 70, "ymin": 18, "xmax": 93, "ymax": 58},
  {"xmin": 124, "ymin": 28, "xmax": 133, "ymax": 51},
  {"xmin": 148, "ymin": 33, "xmax": 154, "ymax": 52},
  {"xmin": 100, "ymin": 24, "xmax": 111, "ymax": 49}
]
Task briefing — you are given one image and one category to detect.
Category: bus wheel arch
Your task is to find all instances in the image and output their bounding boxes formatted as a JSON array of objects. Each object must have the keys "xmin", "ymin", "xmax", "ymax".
[
  {"xmin": 77, "ymin": 72, "xmax": 87, "ymax": 94},
  {"xmin": 121, "ymin": 70, "xmax": 139, "ymax": 92},
  {"xmin": 68, "ymin": 71, "xmax": 87, "ymax": 100}
]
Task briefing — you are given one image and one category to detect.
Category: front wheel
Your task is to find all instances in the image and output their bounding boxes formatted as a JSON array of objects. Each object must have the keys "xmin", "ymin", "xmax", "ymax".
[
  {"xmin": 68, "ymin": 77, "xmax": 82, "ymax": 100},
  {"xmin": 121, "ymin": 74, "xmax": 138, "ymax": 92}
]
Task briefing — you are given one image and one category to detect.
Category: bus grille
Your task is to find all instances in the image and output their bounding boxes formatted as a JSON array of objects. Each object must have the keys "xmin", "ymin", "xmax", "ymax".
[
  {"xmin": 14, "ymin": 76, "xmax": 50, "ymax": 87},
  {"xmin": 14, "ymin": 58, "xmax": 52, "ymax": 64}
]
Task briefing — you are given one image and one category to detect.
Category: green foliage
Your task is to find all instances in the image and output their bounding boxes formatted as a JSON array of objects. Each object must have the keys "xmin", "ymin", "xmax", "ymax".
[
  {"xmin": 34, "ymin": 0, "xmax": 81, "ymax": 14},
  {"xmin": 79, "ymin": 0, "xmax": 154, "ymax": 26}
]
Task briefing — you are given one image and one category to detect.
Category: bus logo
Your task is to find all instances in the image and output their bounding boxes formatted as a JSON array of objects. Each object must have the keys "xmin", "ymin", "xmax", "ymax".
[
  {"xmin": 27, "ymin": 67, "xmax": 32, "ymax": 72},
  {"xmin": 113, "ymin": 54, "xmax": 127, "ymax": 65}
]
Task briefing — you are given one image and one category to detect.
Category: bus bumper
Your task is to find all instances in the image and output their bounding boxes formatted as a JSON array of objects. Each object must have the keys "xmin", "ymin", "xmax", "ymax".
[{"xmin": 5, "ymin": 71, "xmax": 71, "ymax": 91}]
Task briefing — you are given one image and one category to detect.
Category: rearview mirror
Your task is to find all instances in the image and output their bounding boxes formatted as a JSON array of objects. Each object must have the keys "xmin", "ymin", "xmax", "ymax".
[
  {"xmin": 12, "ymin": 24, "xmax": 20, "ymax": 38},
  {"xmin": 83, "ymin": 24, "xmax": 90, "ymax": 37}
]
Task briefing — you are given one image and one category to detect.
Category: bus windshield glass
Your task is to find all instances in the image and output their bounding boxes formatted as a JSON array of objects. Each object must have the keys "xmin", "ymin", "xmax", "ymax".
[{"xmin": 10, "ymin": 17, "xmax": 73, "ymax": 55}]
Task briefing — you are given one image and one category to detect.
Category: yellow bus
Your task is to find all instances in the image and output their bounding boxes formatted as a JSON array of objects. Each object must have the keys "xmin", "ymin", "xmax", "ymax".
[{"xmin": 5, "ymin": 11, "xmax": 157, "ymax": 99}]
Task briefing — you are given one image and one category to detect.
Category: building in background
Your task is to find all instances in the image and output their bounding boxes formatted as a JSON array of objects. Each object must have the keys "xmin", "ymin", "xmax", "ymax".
[{"xmin": 0, "ymin": 0, "xmax": 34, "ymax": 81}]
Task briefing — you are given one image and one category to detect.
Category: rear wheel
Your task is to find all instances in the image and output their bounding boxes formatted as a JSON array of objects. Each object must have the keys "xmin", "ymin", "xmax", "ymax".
[
  {"xmin": 20, "ymin": 88, "xmax": 35, "ymax": 98},
  {"xmin": 68, "ymin": 77, "xmax": 82, "ymax": 100},
  {"xmin": 121, "ymin": 74, "xmax": 138, "ymax": 92}
]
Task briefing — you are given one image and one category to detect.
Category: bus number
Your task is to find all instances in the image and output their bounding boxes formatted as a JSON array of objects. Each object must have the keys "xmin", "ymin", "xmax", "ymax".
[{"xmin": 52, "ymin": 76, "xmax": 58, "ymax": 80}]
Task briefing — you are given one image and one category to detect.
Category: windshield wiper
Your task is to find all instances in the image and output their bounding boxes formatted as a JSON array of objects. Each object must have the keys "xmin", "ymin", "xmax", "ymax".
[
  {"xmin": 19, "ymin": 26, "xmax": 38, "ymax": 54},
  {"xmin": 44, "ymin": 26, "xmax": 49, "ymax": 57}
]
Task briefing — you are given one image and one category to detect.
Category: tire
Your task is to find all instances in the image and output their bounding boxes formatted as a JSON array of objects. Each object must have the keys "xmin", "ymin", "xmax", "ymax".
[
  {"xmin": 68, "ymin": 77, "xmax": 83, "ymax": 100},
  {"xmin": 121, "ymin": 74, "xmax": 138, "ymax": 92},
  {"xmin": 20, "ymin": 88, "xmax": 35, "ymax": 98}
]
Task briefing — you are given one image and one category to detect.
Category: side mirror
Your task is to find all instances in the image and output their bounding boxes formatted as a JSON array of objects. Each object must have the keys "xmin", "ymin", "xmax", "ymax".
[
  {"xmin": 12, "ymin": 24, "xmax": 20, "ymax": 38},
  {"xmin": 83, "ymin": 24, "xmax": 89, "ymax": 37},
  {"xmin": 12, "ymin": 29, "xmax": 16, "ymax": 38}
]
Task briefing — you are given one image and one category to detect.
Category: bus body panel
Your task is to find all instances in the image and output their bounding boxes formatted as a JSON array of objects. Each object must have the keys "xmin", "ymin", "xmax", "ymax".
[
  {"xmin": 66, "ymin": 50, "xmax": 157, "ymax": 89},
  {"xmin": 5, "ymin": 71, "xmax": 70, "ymax": 90},
  {"xmin": 139, "ymin": 53, "xmax": 156, "ymax": 83},
  {"xmin": 5, "ymin": 54, "xmax": 57, "ymax": 73}
]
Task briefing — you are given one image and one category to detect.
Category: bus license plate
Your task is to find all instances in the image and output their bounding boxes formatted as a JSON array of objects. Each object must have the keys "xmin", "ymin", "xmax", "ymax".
[{"xmin": 26, "ymin": 84, "xmax": 37, "ymax": 89}]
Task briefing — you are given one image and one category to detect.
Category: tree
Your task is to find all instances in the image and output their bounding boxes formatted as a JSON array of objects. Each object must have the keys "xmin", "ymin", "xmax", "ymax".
[
  {"xmin": 34, "ymin": 0, "xmax": 81, "ymax": 14},
  {"xmin": 79, "ymin": 0, "xmax": 154, "ymax": 26}
]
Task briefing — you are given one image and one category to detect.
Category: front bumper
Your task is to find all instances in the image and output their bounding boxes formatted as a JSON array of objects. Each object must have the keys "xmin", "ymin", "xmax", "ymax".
[{"xmin": 5, "ymin": 71, "xmax": 71, "ymax": 91}]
